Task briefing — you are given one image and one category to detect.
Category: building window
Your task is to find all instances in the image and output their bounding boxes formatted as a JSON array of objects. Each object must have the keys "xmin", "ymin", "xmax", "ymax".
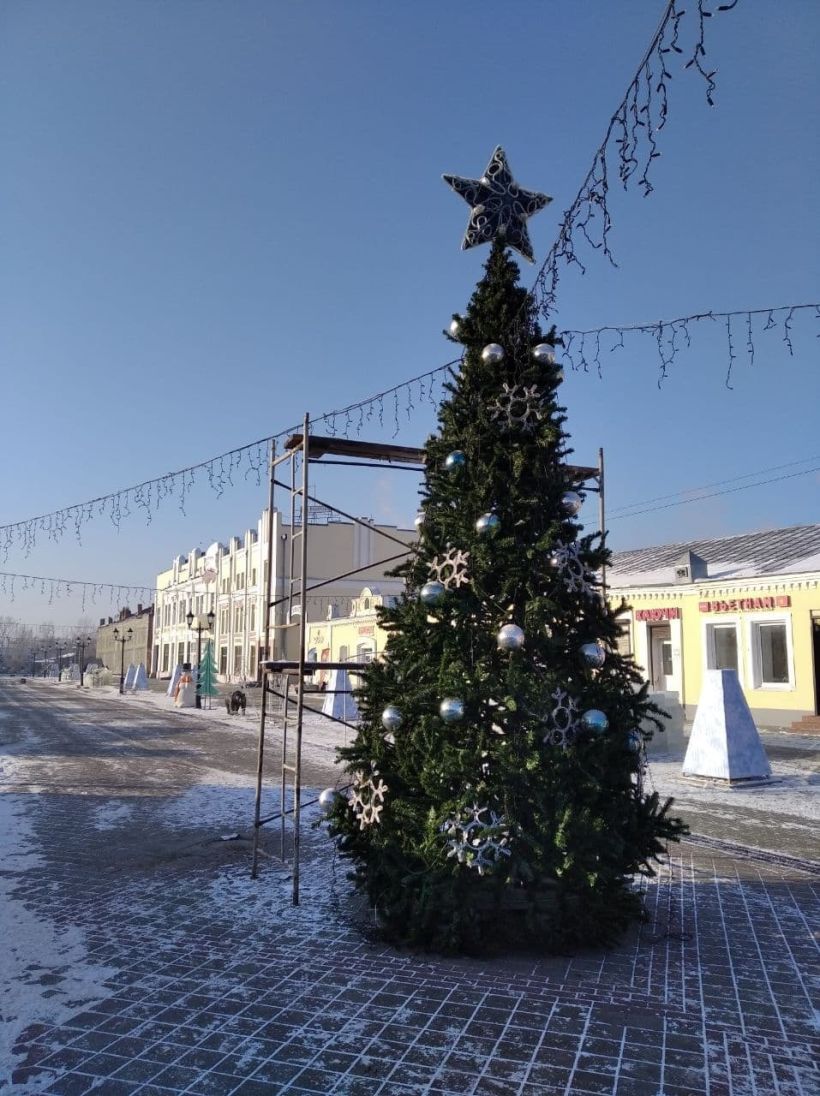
[
  {"xmin": 233, "ymin": 645, "xmax": 242, "ymax": 675},
  {"xmin": 162, "ymin": 644, "xmax": 170, "ymax": 672},
  {"xmin": 706, "ymin": 622, "xmax": 739, "ymax": 673},
  {"xmin": 251, "ymin": 569, "xmax": 257, "ymax": 586},
  {"xmin": 219, "ymin": 647, "xmax": 228, "ymax": 674},
  {"xmin": 751, "ymin": 620, "xmax": 791, "ymax": 688},
  {"xmin": 249, "ymin": 645, "xmax": 257, "ymax": 676},
  {"xmin": 339, "ymin": 644, "xmax": 349, "ymax": 663},
  {"xmin": 249, "ymin": 603, "xmax": 257, "ymax": 632},
  {"xmin": 196, "ymin": 594, "xmax": 203, "ymax": 614},
  {"xmin": 363, "ymin": 598, "xmax": 370, "ymax": 611},
  {"xmin": 614, "ymin": 614, "xmax": 632, "ymax": 657},
  {"xmin": 234, "ymin": 606, "xmax": 244, "ymax": 632},
  {"xmin": 236, "ymin": 573, "xmax": 245, "ymax": 590},
  {"xmin": 177, "ymin": 642, "xmax": 185, "ymax": 667}
]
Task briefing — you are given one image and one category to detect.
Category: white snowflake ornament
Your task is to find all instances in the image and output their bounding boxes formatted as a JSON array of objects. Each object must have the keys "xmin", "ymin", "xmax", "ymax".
[
  {"xmin": 489, "ymin": 383, "xmax": 547, "ymax": 431},
  {"xmin": 544, "ymin": 688, "xmax": 580, "ymax": 750},
  {"xmin": 349, "ymin": 769, "xmax": 388, "ymax": 829},
  {"xmin": 429, "ymin": 546, "xmax": 470, "ymax": 590},
  {"xmin": 549, "ymin": 541, "xmax": 598, "ymax": 597},
  {"xmin": 440, "ymin": 804, "xmax": 512, "ymax": 876}
]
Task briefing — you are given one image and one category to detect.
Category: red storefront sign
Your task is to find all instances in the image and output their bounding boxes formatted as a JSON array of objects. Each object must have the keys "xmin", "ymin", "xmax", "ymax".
[
  {"xmin": 635, "ymin": 607, "xmax": 681, "ymax": 621},
  {"xmin": 358, "ymin": 625, "xmax": 375, "ymax": 636},
  {"xmin": 699, "ymin": 596, "xmax": 790, "ymax": 613}
]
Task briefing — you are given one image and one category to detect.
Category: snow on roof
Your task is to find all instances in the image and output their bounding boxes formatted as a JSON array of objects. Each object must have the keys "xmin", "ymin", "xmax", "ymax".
[{"xmin": 609, "ymin": 523, "xmax": 820, "ymax": 586}]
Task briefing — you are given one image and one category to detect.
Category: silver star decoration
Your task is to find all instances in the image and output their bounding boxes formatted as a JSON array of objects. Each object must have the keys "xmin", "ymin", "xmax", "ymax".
[{"xmin": 443, "ymin": 146, "xmax": 551, "ymax": 263}]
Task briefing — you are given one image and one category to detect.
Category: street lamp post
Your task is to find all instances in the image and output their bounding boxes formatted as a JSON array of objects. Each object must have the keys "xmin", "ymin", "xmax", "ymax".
[
  {"xmin": 55, "ymin": 642, "xmax": 64, "ymax": 681},
  {"xmin": 112, "ymin": 627, "xmax": 132, "ymax": 695},
  {"xmin": 186, "ymin": 609, "xmax": 215, "ymax": 709},
  {"xmin": 76, "ymin": 636, "xmax": 92, "ymax": 687}
]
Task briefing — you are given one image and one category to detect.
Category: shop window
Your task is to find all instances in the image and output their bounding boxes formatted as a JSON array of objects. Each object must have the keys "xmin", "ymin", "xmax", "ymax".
[
  {"xmin": 751, "ymin": 620, "xmax": 791, "ymax": 688},
  {"xmin": 706, "ymin": 622, "xmax": 739, "ymax": 673}
]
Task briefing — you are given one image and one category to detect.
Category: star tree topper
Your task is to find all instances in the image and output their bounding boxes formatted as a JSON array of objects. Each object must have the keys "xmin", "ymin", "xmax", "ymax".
[{"xmin": 443, "ymin": 146, "xmax": 551, "ymax": 263}]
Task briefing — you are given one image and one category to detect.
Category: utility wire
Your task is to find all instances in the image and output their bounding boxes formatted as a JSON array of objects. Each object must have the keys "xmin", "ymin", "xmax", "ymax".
[
  {"xmin": 609, "ymin": 465, "xmax": 819, "ymax": 520},
  {"xmin": 609, "ymin": 455, "xmax": 820, "ymax": 514}
]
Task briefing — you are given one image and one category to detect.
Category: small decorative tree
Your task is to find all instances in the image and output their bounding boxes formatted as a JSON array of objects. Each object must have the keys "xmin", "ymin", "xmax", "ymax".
[{"xmin": 198, "ymin": 640, "xmax": 220, "ymax": 708}]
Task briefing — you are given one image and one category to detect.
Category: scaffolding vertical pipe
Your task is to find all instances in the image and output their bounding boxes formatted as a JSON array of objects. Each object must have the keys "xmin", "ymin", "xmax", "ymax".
[
  {"xmin": 251, "ymin": 439, "xmax": 277, "ymax": 880},
  {"xmin": 598, "ymin": 447, "xmax": 606, "ymax": 601},
  {"xmin": 292, "ymin": 413, "xmax": 310, "ymax": 905},
  {"xmin": 280, "ymin": 673, "xmax": 292, "ymax": 859}
]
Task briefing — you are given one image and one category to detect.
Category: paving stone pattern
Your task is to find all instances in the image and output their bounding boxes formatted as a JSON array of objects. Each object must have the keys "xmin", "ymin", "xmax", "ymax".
[{"xmin": 3, "ymin": 685, "xmax": 819, "ymax": 1094}]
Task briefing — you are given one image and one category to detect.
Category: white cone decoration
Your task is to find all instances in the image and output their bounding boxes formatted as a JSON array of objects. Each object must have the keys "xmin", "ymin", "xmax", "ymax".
[
  {"xmin": 322, "ymin": 668, "xmax": 360, "ymax": 724},
  {"xmin": 683, "ymin": 670, "xmax": 771, "ymax": 782},
  {"xmin": 132, "ymin": 663, "xmax": 149, "ymax": 691},
  {"xmin": 123, "ymin": 663, "xmax": 137, "ymax": 690},
  {"xmin": 167, "ymin": 664, "xmax": 183, "ymax": 697}
]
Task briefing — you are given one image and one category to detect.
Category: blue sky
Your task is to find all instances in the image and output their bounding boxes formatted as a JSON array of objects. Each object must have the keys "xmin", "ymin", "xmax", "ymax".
[{"xmin": 0, "ymin": 0, "xmax": 818, "ymax": 627}]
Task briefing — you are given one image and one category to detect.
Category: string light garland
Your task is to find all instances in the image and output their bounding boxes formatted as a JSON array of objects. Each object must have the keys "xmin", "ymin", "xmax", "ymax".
[
  {"xmin": 529, "ymin": 0, "xmax": 742, "ymax": 324},
  {"xmin": 0, "ymin": 571, "xmax": 155, "ymax": 611},
  {"xmin": 560, "ymin": 303, "xmax": 820, "ymax": 387},
  {"xmin": 1, "ymin": 295, "xmax": 816, "ymax": 558}
]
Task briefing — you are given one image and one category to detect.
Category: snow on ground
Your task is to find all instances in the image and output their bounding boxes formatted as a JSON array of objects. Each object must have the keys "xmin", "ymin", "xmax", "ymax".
[
  {"xmin": 0, "ymin": 759, "xmax": 115, "ymax": 1093},
  {"xmin": 91, "ymin": 799, "xmax": 136, "ymax": 830},
  {"xmin": 647, "ymin": 753, "xmax": 820, "ymax": 821}
]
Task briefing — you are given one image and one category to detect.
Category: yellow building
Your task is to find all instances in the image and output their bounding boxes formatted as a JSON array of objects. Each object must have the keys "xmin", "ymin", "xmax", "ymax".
[
  {"xmin": 306, "ymin": 586, "xmax": 397, "ymax": 681},
  {"xmin": 609, "ymin": 524, "xmax": 820, "ymax": 731}
]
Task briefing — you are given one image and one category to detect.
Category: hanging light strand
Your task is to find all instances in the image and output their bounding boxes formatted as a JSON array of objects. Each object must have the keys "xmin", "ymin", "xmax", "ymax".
[{"xmin": 529, "ymin": 0, "xmax": 740, "ymax": 325}]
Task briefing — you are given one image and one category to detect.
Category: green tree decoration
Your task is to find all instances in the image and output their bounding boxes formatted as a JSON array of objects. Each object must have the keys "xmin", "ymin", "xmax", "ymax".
[
  {"xmin": 198, "ymin": 639, "xmax": 219, "ymax": 702},
  {"xmin": 328, "ymin": 240, "xmax": 686, "ymax": 953}
]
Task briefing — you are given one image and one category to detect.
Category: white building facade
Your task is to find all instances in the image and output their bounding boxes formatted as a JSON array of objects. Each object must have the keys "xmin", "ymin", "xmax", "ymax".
[{"xmin": 152, "ymin": 507, "xmax": 413, "ymax": 683}]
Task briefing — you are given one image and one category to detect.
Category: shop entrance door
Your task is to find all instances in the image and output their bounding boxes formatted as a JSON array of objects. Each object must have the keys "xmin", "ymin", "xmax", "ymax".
[
  {"xmin": 649, "ymin": 625, "xmax": 674, "ymax": 693},
  {"xmin": 813, "ymin": 620, "xmax": 820, "ymax": 715}
]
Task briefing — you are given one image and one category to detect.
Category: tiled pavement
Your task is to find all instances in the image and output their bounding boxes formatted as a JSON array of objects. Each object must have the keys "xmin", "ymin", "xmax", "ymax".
[
  {"xmin": 3, "ymin": 684, "xmax": 819, "ymax": 1094},
  {"xmin": 9, "ymin": 825, "xmax": 820, "ymax": 1095}
]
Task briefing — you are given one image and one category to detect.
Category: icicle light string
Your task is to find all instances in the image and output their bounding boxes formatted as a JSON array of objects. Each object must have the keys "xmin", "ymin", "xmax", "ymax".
[
  {"xmin": 0, "ymin": 571, "xmax": 155, "ymax": 611},
  {"xmin": 1, "ymin": 297, "xmax": 816, "ymax": 558},
  {"xmin": 559, "ymin": 303, "xmax": 819, "ymax": 387},
  {"xmin": 528, "ymin": 0, "xmax": 741, "ymax": 327}
]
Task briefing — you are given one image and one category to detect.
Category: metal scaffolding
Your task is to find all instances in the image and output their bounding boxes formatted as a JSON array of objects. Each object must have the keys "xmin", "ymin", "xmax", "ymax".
[{"xmin": 249, "ymin": 413, "xmax": 605, "ymax": 905}]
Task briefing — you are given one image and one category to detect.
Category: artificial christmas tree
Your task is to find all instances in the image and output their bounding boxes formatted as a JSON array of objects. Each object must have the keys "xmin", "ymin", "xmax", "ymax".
[
  {"xmin": 326, "ymin": 152, "xmax": 685, "ymax": 953},
  {"xmin": 198, "ymin": 640, "xmax": 220, "ymax": 707}
]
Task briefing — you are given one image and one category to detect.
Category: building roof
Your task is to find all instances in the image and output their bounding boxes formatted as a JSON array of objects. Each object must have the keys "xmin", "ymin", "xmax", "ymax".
[{"xmin": 609, "ymin": 524, "xmax": 820, "ymax": 586}]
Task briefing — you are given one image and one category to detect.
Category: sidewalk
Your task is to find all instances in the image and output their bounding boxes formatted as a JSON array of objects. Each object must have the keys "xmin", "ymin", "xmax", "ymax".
[{"xmin": 3, "ymin": 685, "xmax": 818, "ymax": 1095}]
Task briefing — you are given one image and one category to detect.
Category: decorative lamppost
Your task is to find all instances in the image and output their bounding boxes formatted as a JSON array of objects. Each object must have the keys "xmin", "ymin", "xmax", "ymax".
[
  {"xmin": 76, "ymin": 635, "xmax": 92, "ymax": 687},
  {"xmin": 186, "ymin": 609, "xmax": 215, "ymax": 709},
  {"xmin": 112, "ymin": 627, "xmax": 132, "ymax": 695}
]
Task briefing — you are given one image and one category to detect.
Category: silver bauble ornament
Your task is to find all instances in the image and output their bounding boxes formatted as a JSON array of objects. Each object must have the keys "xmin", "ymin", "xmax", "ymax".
[
  {"xmin": 497, "ymin": 624, "xmax": 525, "ymax": 652},
  {"xmin": 420, "ymin": 581, "xmax": 446, "ymax": 607},
  {"xmin": 413, "ymin": 511, "xmax": 425, "ymax": 531},
  {"xmin": 449, "ymin": 318, "xmax": 462, "ymax": 338},
  {"xmin": 562, "ymin": 491, "xmax": 583, "ymax": 516},
  {"xmin": 581, "ymin": 709, "xmax": 609, "ymax": 734},
  {"xmin": 439, "ymin": 697, "xmax": 465, "ymax": 723},
  {"xmin": 481, "ymin": 343, "xmax": 505, "ymax": 365},
  {"xmin": 318, "ymin": 788, "xmax": 339, "ymax": 816},
  {"xmin": 444, "ymin": 450, "xmax": 467, "ymax": 472},
  {"xmin": 381, "ymin": 706, "xmax": 404, "ymax": 732},
  {"xmin": 531, "ymin": 343, "xmax": 555, "ymax": 365},
  {"xmin": 580, "ymin": 642, "xmax": 606, "ymax": 669},
  {"xmin": 475, "ymin": 512, "xmax": 500, "ymax": 536}
]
